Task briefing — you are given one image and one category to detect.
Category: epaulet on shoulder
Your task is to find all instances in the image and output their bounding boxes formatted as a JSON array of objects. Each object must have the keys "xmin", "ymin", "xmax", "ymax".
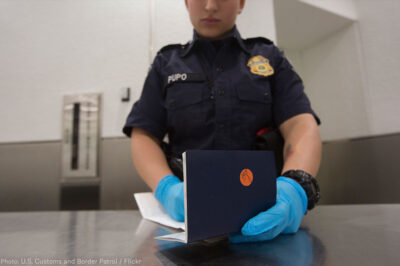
[
  {"xmin": 244, "ymin": 37, "xmax": 274, "ymax": 45},
  {"xmin": 158, "ymin": 43, "xmax": 184, "ymax": 54}
]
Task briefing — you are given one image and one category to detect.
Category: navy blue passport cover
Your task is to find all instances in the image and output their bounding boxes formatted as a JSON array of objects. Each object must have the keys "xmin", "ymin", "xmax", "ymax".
[{"xmin": 183, "ymin": 150, "xmax": 276, "ymax": 243}]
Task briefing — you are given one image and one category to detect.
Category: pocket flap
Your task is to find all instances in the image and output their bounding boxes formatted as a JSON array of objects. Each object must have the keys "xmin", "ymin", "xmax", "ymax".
[
  {"xmin": 165, "ymin": 83, "xmax": 204, "ymax": 110},
  {"xmin": 236, "ymin": 81, "xmax": 271, "ymax": 104}
]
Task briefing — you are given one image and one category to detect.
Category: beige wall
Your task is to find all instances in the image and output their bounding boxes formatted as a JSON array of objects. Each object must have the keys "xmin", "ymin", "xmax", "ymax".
[
  {"xmin": 1, "ymin": 135, "xmax": 400, "ymax": 211},
  {"xmin": 0, "ymin": 138, "xmax": 150, "ymax": 211}
]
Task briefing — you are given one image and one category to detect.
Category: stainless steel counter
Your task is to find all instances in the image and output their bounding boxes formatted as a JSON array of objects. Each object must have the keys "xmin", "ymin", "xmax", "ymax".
[{"xmin": 0, "ymin": 205, "xmax": 399, "ymax": 265}]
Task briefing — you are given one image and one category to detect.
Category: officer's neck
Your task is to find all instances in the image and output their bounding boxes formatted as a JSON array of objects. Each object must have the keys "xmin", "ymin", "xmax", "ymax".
[{"xmin": 196, "ymin": 27, "xmax": 235, "ymax": 42}]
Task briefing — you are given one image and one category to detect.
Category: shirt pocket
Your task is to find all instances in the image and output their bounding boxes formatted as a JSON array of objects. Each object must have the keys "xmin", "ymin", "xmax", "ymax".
[
  {"xmin": 165, "ymin": 82, "xmax": 203, "ymax": 110},
  {"xmin": 233, "ymin": 77, "xmax": 273, "ymax": 135},
  {"xmin": 235, "ymin": 77, "xmax": 272, "ymax": 104},
  {"xmin": 164, "ymin": 81, "xmax": 210, "ymax": 136}
]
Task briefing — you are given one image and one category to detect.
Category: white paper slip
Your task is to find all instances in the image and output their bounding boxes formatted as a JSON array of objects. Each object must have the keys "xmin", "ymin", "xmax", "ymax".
[
  {"xmin": 133, "ymin": 192, "xmax": 185, "ymax": 231},
  {"xmin": 155, "ymin": 232, "xmax": 187, "ymax": 243}
]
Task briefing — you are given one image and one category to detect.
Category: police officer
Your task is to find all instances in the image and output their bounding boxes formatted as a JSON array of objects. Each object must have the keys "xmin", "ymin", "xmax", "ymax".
[{"xmin": 123, "ymin": 0, "xmax": 321, "ymax": 243}]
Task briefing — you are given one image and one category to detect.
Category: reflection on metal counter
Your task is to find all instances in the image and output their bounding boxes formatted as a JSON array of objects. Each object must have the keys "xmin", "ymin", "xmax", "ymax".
[{"xmin": 1, "ymin": 205, "xmax": 400, "ymax": 265}]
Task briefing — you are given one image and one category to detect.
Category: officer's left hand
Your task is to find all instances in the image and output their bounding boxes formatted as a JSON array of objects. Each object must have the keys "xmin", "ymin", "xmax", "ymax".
[{"xmin": 229, "ymin": 177, "xmax": 308, "ymax": 243}]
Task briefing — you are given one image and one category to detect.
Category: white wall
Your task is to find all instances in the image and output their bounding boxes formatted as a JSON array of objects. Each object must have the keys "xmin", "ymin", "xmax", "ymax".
[
  {"xmin": 300, "ymin": 24, "xmax": 371, "ymax": 141},
  {"xmin": 237, "ymin": 0, "xmax": 276, "ymax": 42},
  {"xmin": 300, "ymin": 0, "xmax": 358, "ymax": 20},
  {"xmin": 354, "ymin": 0, "xmax": 400, "ymax": 136},
  {"xmin": 285, "ymin": 24, "xmax": 372, "ymax": 141},
  {"xmin": 283, "ymin": 0, "xmax": 400, "ymax": 140},
  {"xmin": 0, "ymin": 0, "xmax": 276, "ymax": 143},
  {"xmin": 274, "ymin": 0, "xmax": 355, "ymax": 50},
  {"xmin": 152, "ymin": 0, "xmax": 193, "ymax": 56},
  {"xmin": 0, "ymin": 0, "xmax": 149, "ymax": 143}
]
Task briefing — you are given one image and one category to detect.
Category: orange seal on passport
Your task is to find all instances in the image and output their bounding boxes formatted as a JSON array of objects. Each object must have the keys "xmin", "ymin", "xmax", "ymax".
[
  {"xmin": 247, "ymin": 55, "xmax": 274, "ymax": 77},
  {"xmin": 240, "ymin": 169, "xmax": 253, "ymax": 187}
]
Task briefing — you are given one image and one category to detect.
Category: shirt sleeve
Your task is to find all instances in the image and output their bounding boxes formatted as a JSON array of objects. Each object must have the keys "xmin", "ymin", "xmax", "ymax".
[
  {"xmin": 271, "ymin": 47, "xmax": 320, "ymax": 127},
  {"xmin": 122, "ymin": 54, "xmax": 167, "ymax": 141}
]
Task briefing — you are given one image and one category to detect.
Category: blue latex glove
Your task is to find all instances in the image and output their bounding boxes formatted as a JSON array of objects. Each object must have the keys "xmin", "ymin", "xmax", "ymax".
[
  {"xmin": 154, "ymin": 175, "xmax": 184, "ymax": 222},
  {"xmin": 230, "ymin": 176, "xmax": 308, "ymax": 243}
]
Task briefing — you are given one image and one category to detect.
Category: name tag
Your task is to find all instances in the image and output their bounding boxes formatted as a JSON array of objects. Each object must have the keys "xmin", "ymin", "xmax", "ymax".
[{"xmin": 167, "ymin": 73, "xmax": 206, "ymax": 85}]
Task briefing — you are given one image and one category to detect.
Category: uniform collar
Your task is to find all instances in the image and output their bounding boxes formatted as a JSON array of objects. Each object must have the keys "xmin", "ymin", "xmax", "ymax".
[{"xmin": 180, "ymin": 25, "xmax": 250, "ymax": 57}]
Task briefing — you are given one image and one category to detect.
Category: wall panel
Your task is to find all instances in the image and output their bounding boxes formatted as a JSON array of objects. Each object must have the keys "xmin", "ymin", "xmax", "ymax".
[{"xmin": 0, "ymin": 0, "xmax": 149, "ymax": 142}]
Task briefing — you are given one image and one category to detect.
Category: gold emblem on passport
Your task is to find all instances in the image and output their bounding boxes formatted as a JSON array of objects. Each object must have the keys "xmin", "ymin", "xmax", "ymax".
[{"xmin": 247, "ymin": 55, "xmax": 274, "ymax": 77}]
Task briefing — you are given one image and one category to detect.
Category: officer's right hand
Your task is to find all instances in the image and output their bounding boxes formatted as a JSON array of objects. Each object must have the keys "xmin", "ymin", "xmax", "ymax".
[{"xmin": 154, "ymin": 175, "xmax": 184, "ymax": 222}]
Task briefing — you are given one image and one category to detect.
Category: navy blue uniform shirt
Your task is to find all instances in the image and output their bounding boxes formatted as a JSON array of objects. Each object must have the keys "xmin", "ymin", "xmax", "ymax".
[{"xmin": 123, "ymin": 26, "xmax": 319, "ymax": 157}]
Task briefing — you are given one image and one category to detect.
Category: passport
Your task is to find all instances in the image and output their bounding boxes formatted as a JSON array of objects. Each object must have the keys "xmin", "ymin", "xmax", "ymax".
[{"xmin": 156, "ymin": 150, "xmax": 277, "ymax": 243}]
